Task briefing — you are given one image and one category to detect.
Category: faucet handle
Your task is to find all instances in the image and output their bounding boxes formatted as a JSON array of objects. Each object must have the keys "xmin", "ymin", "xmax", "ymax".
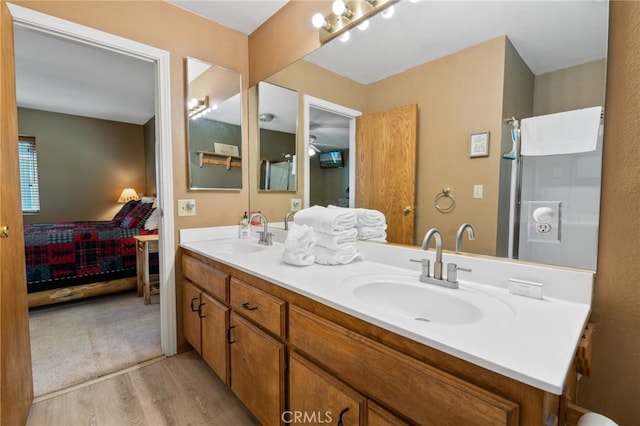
[{"xmin": 410, "ymin": 258, "xmax": 430, "ymax": 279}]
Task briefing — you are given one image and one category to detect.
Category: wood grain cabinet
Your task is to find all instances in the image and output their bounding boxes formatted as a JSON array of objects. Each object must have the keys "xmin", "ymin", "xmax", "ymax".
[
  {"xmin": 181, "ymin": 255, "xmax": 230, "ymax": 384},
  {"xmin": 227, "ymin": 277, "xmax": 287, "ymax": 425},
  {"xmin": 229, "ymin": 312, "xmax": 285, "ymax": 426},
  {"xmin": 289, "ymin": 351, "xmax": 364, "ymax": 426}
]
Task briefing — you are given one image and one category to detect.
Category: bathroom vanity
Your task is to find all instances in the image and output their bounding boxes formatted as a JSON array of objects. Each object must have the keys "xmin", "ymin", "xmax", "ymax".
[{"xmin": 180, "ymin": 226, "xmax": 593, "ymax": 426}]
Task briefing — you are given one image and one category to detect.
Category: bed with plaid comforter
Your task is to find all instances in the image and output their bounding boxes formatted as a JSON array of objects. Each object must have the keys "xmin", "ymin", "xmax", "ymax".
[{"xmin": 24, "ymin": 221, "xmax": 157, "ymax": 294}]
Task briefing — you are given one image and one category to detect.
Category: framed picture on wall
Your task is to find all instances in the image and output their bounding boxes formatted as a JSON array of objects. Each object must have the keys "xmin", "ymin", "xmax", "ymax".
[{"xmin": 469, "ymin": 131, "xmax": 489, "ymax": 157}]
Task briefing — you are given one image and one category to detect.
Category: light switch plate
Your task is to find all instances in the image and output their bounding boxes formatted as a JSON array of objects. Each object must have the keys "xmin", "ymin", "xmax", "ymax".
[
  {"xmin": 473, "ymin": 185, "xmax": 483, "ymax": 199},
  {"xmin": 178, "ymin": 199, "xmax": 196, "ymax": 216}
]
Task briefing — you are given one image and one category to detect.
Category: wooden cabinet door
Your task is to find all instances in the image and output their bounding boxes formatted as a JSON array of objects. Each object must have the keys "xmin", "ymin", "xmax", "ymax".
[
  {"xmin": 289, "ymin": 351, "xmax": 364, "ymax": 426},
  {"xmin": 367, "ymin": 401, "xmax": 410, "ymax": 426},
  {"xmin": 201, "ymin": 291, "xmax": 229, "ymax": 385},
  {"xmin": 229, "ymin": 312, "xmax": 285, "ymax": 426},
  {"xmin": 182, "ymin": 280, "xmax": 202, "ymax": 355}
]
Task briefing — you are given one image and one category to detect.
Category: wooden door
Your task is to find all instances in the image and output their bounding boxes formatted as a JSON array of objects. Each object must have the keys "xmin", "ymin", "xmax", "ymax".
[
  {"xmin": 289, "ymin": 351, "xmax": 364, "ymax": 426},
  {"xmin": 229, "ymin": 312, "xmax": 284, "ymax": 426},
  {"xmin": 201, "ymin": 291, "xmax": 229, "ymax": 384},
  {"xmin": 0, "ymin": 3, "xmax": 34, "ymax": 423},
  {"xmin": 182, "ymin": 280, "xmax": 202, "ymax": 355},
  {"xmin": 356, "ymin": 104, "xmax": 418, "ymax": 244}
]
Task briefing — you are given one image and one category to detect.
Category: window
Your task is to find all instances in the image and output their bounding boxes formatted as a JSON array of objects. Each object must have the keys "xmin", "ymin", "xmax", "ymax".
[{"xmin": 18, "ymin": 136, "xmax": 40, "ymax": 214}]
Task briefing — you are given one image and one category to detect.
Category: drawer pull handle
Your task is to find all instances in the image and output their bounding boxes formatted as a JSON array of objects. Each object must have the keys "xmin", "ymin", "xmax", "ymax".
[
  {"xmin": 242, "ymin": 302, "xmax": 258, "ymax": 311},
  {"xmin": 190, "ymin": 297, "xmax": 199, "ymax": 312},
  {"xmin": 197, "ymin": 302, "xmax": 206, "ymax": 319},
  {"xmin": 337, "ymin": 407, "xmax": 349, "ymax": 426},
  {"xmin": 227, "ymin": 325, "xmax": 236, "ymax": 344}
]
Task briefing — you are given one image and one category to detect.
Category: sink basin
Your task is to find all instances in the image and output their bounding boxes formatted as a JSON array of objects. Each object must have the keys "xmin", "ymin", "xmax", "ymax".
[
  {"xmin": 206, "ymin": 241, "xmax": 265, "ymax": 255},
  {"xmin": 353, "ymin": 281, "xmax": 483, "ymax": 325},
  {"xmin": 338, "ymin": 273, "xmax": 516, "ymax": 326}
]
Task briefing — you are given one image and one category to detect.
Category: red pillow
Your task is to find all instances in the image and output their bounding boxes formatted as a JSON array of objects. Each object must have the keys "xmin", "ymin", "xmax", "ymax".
[
  {"xmin": 112, "ymin": 200, "xmax": 139, "ymax": 225},
  {"xmin": 120, "ymin": 202, "xmax": 153, "ymax": 229}
]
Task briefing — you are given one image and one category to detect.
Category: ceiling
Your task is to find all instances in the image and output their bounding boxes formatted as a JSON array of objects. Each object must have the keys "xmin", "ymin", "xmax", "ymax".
[{"xmin": 13, "ymin": 1, "xmax": 608, "ymax": 126}]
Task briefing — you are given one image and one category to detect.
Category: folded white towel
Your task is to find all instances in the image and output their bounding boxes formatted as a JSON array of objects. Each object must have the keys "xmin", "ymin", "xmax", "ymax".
[
  {"xmin": 314, "ymin": 228, "xmax": 358, "ymax": 251},
  {"xmin": 294, "ymin": 205, "xmax": 357, "ymax": 234},
  {"xmin": 282, "ymin": 223, "xmax": 315, "ymax": 267},
  {"xmin": 313, "ymin": 246, "xmax": 363, "ymax": 265},
  {"xmin": 521, "ymin": 106, "xmax": 602, "ymax": 156},
  {"xmin": 328, "ymin": 205, "xmax": 386, "ymax": 227},
  {"xmin": 282, "ymin": 250, "xmax": 315, "ymax": 266},
  {"xmin": 357, "ymin": 226, "xmax": 387, "ymax": 242}
]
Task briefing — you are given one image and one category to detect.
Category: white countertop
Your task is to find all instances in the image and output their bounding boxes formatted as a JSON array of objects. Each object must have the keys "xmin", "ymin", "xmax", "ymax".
[{"xmin": 180, "ymin": 226, "xmax": 593, "ymax": 395}]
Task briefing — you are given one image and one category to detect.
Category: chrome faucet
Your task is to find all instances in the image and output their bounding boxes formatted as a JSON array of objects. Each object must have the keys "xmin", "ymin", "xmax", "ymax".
[
  {"xmin": 249, "ymin": 212, "xmax": 273, "ymax": 245},
  {"xmin": 284, "ymin": 210, "xmax": 296, "ymax": 230},
  {"xmin": 410, "ymin": 228, "xmax": 460, "ymax": 289},
  {"xmin": 422, "ymin": 228, "xmax": 443, "ymax": 279},
  {"xmin": 455, "ymin": 223, "xmax": 475, "ymax": 253}
]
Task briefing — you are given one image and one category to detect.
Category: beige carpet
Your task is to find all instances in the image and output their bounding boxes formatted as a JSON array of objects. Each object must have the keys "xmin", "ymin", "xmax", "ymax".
[{"xmin": 29, "ymin": 290, "xmax": 162, "ymax": 397}]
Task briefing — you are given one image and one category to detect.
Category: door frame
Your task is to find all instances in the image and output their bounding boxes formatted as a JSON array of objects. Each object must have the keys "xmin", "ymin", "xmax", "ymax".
[
  {"xmin": 303, "ymin": 95, "xmax": 361, "ymax": 208},
  {"xmin": 8, "ymin": 4, "xmax": 177, "ymax": 355}
]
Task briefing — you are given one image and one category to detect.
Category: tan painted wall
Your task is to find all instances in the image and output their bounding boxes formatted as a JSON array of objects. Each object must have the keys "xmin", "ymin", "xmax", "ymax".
[
  {"xmin": 144, "ymin": 117, "xmax": 156, "ymax": 197},
  {"xmin": 534, "ymin": 59, "xmax": 607, "ymax": 116},
  {"xmin": 365, "ymin": 37, "xmax": 507, "ymax": 254},
  {"xmin": 576, "ymin": 2, "xmax": 640, "ymax": 424},
  {"xmin": 18, "ymin": 108, "xmax": 146, "ymax": 223}
]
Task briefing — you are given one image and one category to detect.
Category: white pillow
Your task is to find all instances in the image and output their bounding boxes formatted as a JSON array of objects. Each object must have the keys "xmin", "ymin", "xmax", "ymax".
[{"xmin": 144, "ymin": 208, "xmax": 159, "ymax": 231}]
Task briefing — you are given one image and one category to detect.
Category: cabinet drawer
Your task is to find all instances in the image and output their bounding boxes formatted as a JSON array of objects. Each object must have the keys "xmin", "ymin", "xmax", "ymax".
[
  {"xmin": 289, "ymin": 305, "xmax": 519, "ymax": 426},
  {"xmin": 230, "ymin": 278, "xmax": 285, "ymax": 338},
  {"xmin": 182, "ymin": 255, "xmax": 228, "ymax": 303}
]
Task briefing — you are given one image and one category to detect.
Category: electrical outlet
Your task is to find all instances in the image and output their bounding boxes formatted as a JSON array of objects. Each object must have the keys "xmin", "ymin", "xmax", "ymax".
[
  {"xmin": 535, "ymin": 223, "xmax": 551, "ymax": 234},
  {"xmin": 526, "ymin": 201, "xmax": 561, "ymax": 242},
  {"xmin": 178, "ymin": 199, "xmax": 196, "ymax": 217},
  {"xmin": 291, "ymin": 198, "xmax": 302, "ymax": 211}
]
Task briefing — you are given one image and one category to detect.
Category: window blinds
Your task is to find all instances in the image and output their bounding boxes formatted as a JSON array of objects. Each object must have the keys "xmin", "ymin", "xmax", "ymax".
[{"xmin": 18, "ymin": 135, "xmax": 40, "ymax": 213}]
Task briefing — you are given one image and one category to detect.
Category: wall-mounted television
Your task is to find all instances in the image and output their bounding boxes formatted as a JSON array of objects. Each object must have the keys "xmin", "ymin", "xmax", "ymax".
[{"xmin": 318, "ymin": 151, "xmax": 344, "ymax": 169}]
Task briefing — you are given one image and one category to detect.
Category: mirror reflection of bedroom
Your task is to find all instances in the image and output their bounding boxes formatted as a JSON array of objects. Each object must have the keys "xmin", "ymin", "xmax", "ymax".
[{"xmin": 15, "ymin": 25, "xmax": 163, "ymax": 398}]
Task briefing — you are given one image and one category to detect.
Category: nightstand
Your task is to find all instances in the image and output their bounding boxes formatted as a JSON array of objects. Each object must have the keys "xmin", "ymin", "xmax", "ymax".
[{"xmin": 134, "ymin": 234, "xmax": 159, "ymax": 305}]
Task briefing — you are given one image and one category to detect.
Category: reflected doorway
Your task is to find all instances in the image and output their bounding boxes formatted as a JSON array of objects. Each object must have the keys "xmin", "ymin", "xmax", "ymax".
[{"xmin": 303, "ymin": 96, "xmax": 361, "ymax": 208}]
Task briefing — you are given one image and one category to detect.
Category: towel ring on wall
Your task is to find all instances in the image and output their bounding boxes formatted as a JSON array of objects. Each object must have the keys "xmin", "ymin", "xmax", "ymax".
[{"xmin": 434, "ymin": 188, "xmax": 455, "ymax": 213}]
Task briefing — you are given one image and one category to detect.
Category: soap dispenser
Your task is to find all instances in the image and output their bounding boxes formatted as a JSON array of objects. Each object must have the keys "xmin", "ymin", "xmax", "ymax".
[{"xmin": 239, "ymin": 211, "xmax": 250, "ymax": 239}]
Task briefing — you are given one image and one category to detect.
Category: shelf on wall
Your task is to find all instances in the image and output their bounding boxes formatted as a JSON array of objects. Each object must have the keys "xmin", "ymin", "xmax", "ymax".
[{"xmin": 196, "ymin": 150, "xmax": 241, "ymax": 170}]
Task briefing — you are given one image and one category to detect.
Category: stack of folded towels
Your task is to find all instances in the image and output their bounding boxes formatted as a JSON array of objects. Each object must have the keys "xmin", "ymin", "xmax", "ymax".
[
  {"xmin": 282, "ymin": 223, "xmax": 316, "ymax": 266},
  {"xmin": 329, "ymin": 205, "xmax": 387, "ymax": 242},
  {"xmin": 292, "ymin": 205, "xmax": 362, "ymax": 265}
]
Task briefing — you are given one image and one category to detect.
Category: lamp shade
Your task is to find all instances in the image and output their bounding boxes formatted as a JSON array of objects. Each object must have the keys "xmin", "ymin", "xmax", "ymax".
[{"xmin": 117, "ymin": 188, "xmax": 139, "ymax": 203}]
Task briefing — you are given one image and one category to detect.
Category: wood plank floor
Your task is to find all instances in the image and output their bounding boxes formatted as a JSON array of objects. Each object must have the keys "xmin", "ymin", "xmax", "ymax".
[{"xmin": 27, "ymin": 351, "xmax": 260, "ymax": 426}]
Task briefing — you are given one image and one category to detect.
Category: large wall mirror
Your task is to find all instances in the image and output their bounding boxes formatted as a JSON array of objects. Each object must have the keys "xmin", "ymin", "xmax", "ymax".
[
  {"xmin": 248, "ymin": 1, "xmax": 608, "ymax": 271},
  {"xmin": 257, "ymin": 81, "xmax": 298, "ymax": 192},
  {"xmin": 186, "ymin": 57, "xmax": 242, "ymax": 190}
]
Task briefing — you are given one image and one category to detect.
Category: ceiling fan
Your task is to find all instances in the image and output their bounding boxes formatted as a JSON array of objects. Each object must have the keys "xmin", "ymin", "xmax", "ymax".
[{"xmin": 308, "ymin": 134, "xmax": 345, "ymax": 156}]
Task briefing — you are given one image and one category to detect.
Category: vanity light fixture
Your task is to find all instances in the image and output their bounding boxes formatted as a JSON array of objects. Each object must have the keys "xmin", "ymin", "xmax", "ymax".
[
  {"xmin": 259, "ymin": 113, "xmax": 275, "ymax": 122},
  {"xmin": 339, "ymin": 31, "xmax": 351, "ymax": 42},
  {"xmin": 312, "ymin": 0, "xmax": 399, "ymax": 44},
  {"xmin": 188, "ymin": 95, "xmax": 209, "ymax": 120}
]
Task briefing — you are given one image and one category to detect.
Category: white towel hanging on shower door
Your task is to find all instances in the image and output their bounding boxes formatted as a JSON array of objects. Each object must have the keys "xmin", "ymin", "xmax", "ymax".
[{"xmin": 521, "ymin": 106, "xmax": 602, "ymax": 156}]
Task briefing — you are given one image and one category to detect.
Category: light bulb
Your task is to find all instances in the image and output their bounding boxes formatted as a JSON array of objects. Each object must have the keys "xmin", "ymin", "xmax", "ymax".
[
  {"xmin": 332, "ymin": 0, "xmax": 347, "ymax": 16},
  {"xmin": 381, "ymin": 5, "xmax": 395, "ymax": 19},
  {"xmin": 357, "ymin": 20, "xmax": 370, "ymax": 31},
  {"xmin": 339, "ymin": 31, "xmax": 351, "ymax": 42},
  {"xmin": 308, "ymin": 147, "xmax": 316, "ymax": 156},
  {"xmin": 312, "ymin": 13, "xmax": 327, "ymax": 29}
]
